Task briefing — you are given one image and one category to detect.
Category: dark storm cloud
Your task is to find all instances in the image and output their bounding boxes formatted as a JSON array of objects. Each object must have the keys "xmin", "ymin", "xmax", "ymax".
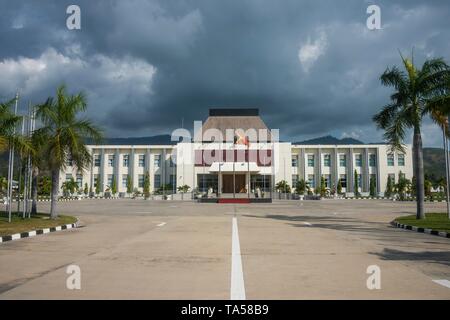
[{"xmin": 0, "ymin": 0, "xmax": 449, "ymax": 146}]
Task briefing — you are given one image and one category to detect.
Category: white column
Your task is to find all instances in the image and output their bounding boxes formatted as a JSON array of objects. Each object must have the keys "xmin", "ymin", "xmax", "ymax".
[
  {"xmin": 348, "ymin": 148, "xmax": 354, "ymax": 193},
  {"xmin": 100, "ymin": 148, "xmax": 106, "ymax": 194},
  {"xmin": 115, "ymin": 148, "xmax": 120, "ymax": 193},
  {"xmin": 130, "ymin": 148, "xmax": 135, "ymax": 190}
]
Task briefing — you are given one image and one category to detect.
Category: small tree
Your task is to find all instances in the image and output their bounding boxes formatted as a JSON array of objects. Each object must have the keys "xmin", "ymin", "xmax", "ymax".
[
  {"xmin": 396, "ymin": 173, "xmax": 409, "ymax": 201},
  {"xmin": 369, "ymin": 175, "xmax": 377, "ymax": 197},
  {"xmin": 295, "ymin": 179, "xmax": 306, "ymax": 195},
  {"xmin": 385, "ymin": 175, "xmax": 394, "ymax": 198},
  {"xmin": 424, "ymin": 179, "xmax": 432, "ymax": 198},
  {"xmin": 320, "ymin": 176, "xmax": 326, "ymax": 197},
  {"xmin": 354, "ymin": 170, "xmax": 359, "ymax": 196},
  {"xmin": 177, "ymin": 185, "xmax": 190, "ymax": 193},
  {"xmin": 275, "ymin": 180, "xmax": 291, "ymax": 193},
  {"xmin": 126, "ymin": 175, "xmax": 133, "ymax": 195},
  {"xmin": 83, "ymin": 183, "xmax": 89, "ymax": 196},
  {"xmin": 95, "ymin": 176, "xmax": 101, "ymax": 195},
  {"xmin": 337, "ymin": 179, "xmax": 342, "ymax": 195},
  {"xmin": 111, "ymin": 176, "xmax": 117, "ymax": 195},
  {"xmin": 143, "ymin": 172, "xmax": 150, "ymax": 199}
]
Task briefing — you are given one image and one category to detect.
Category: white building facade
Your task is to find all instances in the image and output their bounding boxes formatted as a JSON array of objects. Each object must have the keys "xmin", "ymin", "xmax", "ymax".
[{"xmin": 61, "ymin": 109, "xmax": 413, "ymax": 198}]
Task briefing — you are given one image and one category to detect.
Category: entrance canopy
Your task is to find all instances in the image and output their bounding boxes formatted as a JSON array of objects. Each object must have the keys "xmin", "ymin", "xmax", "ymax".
[{"xmin": 209, "ymin": 162, "xmax": 260, "ymax": 173}]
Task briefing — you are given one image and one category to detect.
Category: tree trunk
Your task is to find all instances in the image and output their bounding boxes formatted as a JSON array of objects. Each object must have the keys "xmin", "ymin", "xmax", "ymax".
[
  {"xmin": 31, "ymin": 167, "xmax": 39, "ymax": 215},
  {"xmin": 413, "ymin": 128, "xmax": 425, "ymax": 220},
  {"xmin": 50, "ymin": 169, "xmax": 59, "ymax": 219}
]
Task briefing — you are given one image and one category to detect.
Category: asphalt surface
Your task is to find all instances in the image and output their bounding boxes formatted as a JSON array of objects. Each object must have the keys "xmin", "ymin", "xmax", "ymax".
[{"xmin": 0, "ymin": 199, "xmax": 449, "ymax": 299}]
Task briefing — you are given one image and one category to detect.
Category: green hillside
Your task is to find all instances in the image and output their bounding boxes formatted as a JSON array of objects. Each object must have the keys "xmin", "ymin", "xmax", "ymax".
[{"xmin": 423, "ymin": 147, "xmax": 446, "ymax": 182}]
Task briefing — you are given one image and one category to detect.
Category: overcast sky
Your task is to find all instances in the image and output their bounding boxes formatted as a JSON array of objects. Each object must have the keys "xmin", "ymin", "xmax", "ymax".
[{"xmin": 1, "ymin": 0, "xmax": 449, "ymax": 146}]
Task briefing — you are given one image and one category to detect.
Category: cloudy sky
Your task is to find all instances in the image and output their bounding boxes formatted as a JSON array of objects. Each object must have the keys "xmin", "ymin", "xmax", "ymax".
[{"xmin": 1, "ymin": 0, "xmax": 449, "ymax": 146}]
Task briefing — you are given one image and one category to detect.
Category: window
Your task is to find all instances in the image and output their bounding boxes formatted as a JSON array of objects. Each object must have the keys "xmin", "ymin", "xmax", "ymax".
[
  {"xmin": 108, "ymin": 155, "xmax": 115, "ymax": 167},
  {"xmin": 340, "ymin": 174, "xmax": 347, "ymax": 188},
  {"xmin": 138, "ymin": 174, "xmax": 144, "ymax": 188},
  {"xmin": 94, "ymin": 154, "xmax": 101, "ymax": 167},
  {"xmin": 107, "ymin": 174, "xmax": 113, "ymax": 187},
  {"xmin": 357, "ymin": 175, "xmax": 362, "ymax": 189},
  {"xmin": 250, "ymin": 175, "xmax": 271, "ymax": 192},
  {"xmin": 65, "ymin": 174, "xmax": 72, "ymax": 182},
  {"xmin": 307, "ymin": 155, "xmax": 315, "ymax": 167},
  {"xmin": 170, "ymin": 156, "xmax": 175, "ymax": 167},
  {"xmin": 398, "ymin": 154, "xmax": 405, "ymax": 166},
  {"xmin": 307, "ymin": 174, "xmax": 315, "ymax": 189},
  {"xmin": 388, "ymin": 173, "xmax": 395, "ymax": 183},
  {"xmin": 66, "ymin": 156, "xmax": 73, "ymax": 167},
  {"xmin": 370, "ymin": 174, "xmax": 377, "ymax": 188},
  {"xmin": 154, "ymin": 155, "xmax": 161, "ymax": 167},
  {"xmin": 291, "ymin": 156, "xmax": 298, "ymax": 167},
  {"xmin": 123, "ymin": 154, "xmax": 129, "ymax": 167},
  {"xmin": 323, "ymin": 174, "xmax": 331, "ymax": 188},
  {"xmin": 197, "ymin": 174, "xmax": 218, "ymax": 192},
  {"xmin": 76, "ymin": 174, "xmax": 83, "ymax": 189},
  {"xmin": 170, "ymin": 174, "xmax": 176, "ymax": 189},
  {"xmin": 122, "ymin": 175, "xmax": 128, "ymax": 188},
  {"xmin": 399, "ymin": 172, "xmax": 406, "ymax": 180},
  {"xmin": 323, "ymin": 154, "xmax": 331, "ymax": 167},
  {"xmin": 292, "ymin": 175, "xmax": 299, "ymax": 187},
  {"xmin": 387, "ymin": 154, "xmax": 395, "ymax": 166},
  {"xmin": 94, "ymin": 174, "xmax": 100, "ymax": 188},
  {"xmin": 138, "ymin": 155, "xmax": 145, "ymax": 167},
  {"xmin": 355, "ymin": 154, "xmax": 362, "ymax": 167},
  {"xmin": 369, "ymin": 154, "xmax": 376, "ymax": 167},
  {"xmin": 339, "ymin": 154, "xmax": 346, "ymax": 167},
  {"xmin": 154, "ymin": 174, "xmax": 161, "ymax": 189}
]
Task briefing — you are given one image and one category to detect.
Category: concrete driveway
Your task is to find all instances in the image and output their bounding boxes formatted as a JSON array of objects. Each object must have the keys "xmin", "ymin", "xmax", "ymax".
[{"xmin": 0, "ymin": 199, "xmax": 449, "ymax": 299}]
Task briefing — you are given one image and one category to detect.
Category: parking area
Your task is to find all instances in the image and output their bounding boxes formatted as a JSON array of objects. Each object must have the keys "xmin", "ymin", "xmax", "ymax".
[{"xmin": 0, "ymin": 199, "xmax": 449, "ymax": 299}]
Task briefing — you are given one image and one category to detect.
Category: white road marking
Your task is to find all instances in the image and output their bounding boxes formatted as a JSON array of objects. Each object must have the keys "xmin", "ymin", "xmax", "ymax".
[
  {"xmin": 231, "ymin": 217, "xmax": 246, "ymax": 300},
  {"xmin": 301, "ymin": 222, "xmax": 312, "ymax": 226},
  {"xmin": 157, "ymin": 222, "xmax": 166, "ymax": 227},
  {"xmin": 432, "ymin": 279, "xmax": 450, "ymax": 289}
]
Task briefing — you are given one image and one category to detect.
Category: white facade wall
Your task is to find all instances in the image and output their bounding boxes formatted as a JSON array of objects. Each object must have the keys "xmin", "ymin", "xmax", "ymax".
[{"xmin": 60, "ymin": 143, "xmax": 413, "ymax": 196}]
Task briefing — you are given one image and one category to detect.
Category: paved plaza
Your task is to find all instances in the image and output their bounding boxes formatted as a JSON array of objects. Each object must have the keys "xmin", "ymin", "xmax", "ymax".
[{"xmin": 0, "ymin": 199, "xmax": 449, "ymax": 299}]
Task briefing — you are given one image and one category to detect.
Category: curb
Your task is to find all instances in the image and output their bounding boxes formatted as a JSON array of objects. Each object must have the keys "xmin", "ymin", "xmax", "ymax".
[
  {"xmin": 391, "ymin": 221, "xmax": 450, "ymax": 239},
  {"xmin": 0, "ymin": 220, "xmax": 79, "ymax": 244}
]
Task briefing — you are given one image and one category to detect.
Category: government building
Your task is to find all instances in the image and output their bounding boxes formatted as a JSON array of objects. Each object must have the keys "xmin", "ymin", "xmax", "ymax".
[{"xmin": 61, "ymin": 109, "xmax": 413, "ymax": 200}]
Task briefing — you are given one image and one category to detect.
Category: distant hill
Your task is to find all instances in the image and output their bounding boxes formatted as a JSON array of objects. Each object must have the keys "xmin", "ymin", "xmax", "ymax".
[
  {"xmin": 86, "ymin": 134, "xmax": 179, "ymax": 145},
  {"xmin": 423, "ymin": 147, "xmax": 446, "ymax": 182},
  {"xmin": 0, "ymin": 136, "xmax": 447, "ymax": 182},
  {"xmin": 294, "ymin": 135, "xmax": 364, "ymax": 145}
]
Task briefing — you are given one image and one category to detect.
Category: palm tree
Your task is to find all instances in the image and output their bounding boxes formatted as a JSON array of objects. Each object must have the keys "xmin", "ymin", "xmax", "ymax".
[
  {"xmin": 34, "ymin": 85, "xmax": 102, "ymax": 219},
  {"xmin": 373, "ymin": 54, "xmax": 450, "ymax": 219},
  {"xmin": 0, "ymin": 97, "xmax": 31, "ymax": 154}
]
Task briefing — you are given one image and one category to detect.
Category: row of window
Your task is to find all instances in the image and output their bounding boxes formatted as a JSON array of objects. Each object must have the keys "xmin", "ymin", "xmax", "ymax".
[
  {"xmin": 292, "ymin": 172, "xmax": 405, "ymax": 189},
  {"xmin": 65, "ymin": 173, "xmax": 176, "ymax": 190},
  {"xmin": 292, "ymin": 153, "xmax": 405, "ymax": 168},
  {"xmin": 292, "ymin": 174, "xmax": 371, "ymax": 189},
  {"xmin": 90, "ymin": 154, "xmax": 174, "ymax": 168}
]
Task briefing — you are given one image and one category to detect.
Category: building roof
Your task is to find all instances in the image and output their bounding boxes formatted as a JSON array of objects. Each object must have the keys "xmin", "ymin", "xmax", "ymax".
[{"xmin": 197, "ymin": 108, "xmax": 270, "ymax": 142}]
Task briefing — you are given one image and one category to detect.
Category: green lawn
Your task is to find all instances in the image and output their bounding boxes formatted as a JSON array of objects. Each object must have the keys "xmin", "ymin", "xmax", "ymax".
[
  {"xmin": 0, "ymin": 213, "xmax": 77, "ymax": 237},
  {"xmin": 395, "ymin": 213, "xmax": 450, "ymax": 233}
]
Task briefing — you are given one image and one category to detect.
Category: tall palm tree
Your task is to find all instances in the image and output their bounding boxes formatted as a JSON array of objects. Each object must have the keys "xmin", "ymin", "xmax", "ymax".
[
  {"xmin": 0, "ymin": 98, "xmax": 31, "ymax": 154},
  {"xmin": 373, "ymin": 54, "xmax": 450, "ymax": 219},
  {"xmin": 34, "ymin": 85, "xmax": 102, "ymax": 219}
]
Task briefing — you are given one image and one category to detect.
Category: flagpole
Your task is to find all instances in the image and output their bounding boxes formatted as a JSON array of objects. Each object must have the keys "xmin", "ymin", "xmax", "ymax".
[
  {"xmin": 444, "ymin": 120, "xmax": 450, "ymax": 219},
  {"xmin": 7, "ymin": 92, "xmax": 19, "ymax": 223},
  {"xmin": 17, "ymin": 118, "xmax": 25, "ymax": 214},
  {"xmin": 247, "ymin": 139, "xmax": 250, "ymax": 199}
]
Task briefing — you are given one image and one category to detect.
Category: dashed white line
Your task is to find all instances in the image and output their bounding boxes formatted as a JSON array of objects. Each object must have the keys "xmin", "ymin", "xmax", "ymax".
[
  {"xmin": 231, "ymin": 217, "xmax": 246, "ymax": 300},
  {"xmin": 157, "ymin": 222, "xmax": 166, "ymax": 227},
  {"xmin": 301, "ymin": 222, "xmax": 312, "ymax": 226},
  {"xmin": 432, "ymin": 279, "xmax": 450, "ymax": 289}
]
